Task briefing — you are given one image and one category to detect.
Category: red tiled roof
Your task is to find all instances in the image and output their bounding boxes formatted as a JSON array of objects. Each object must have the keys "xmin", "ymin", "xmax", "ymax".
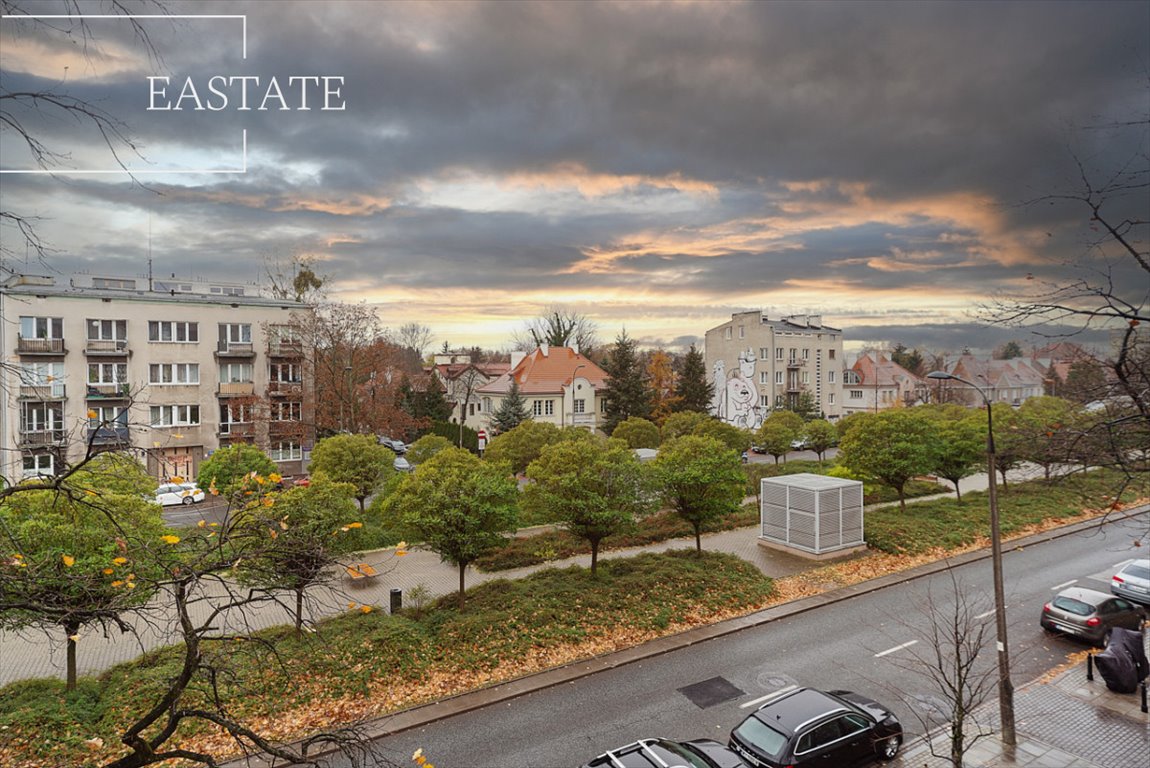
[{"xmin": 477, "ymin": 346, "xmax": 607, "ymax": 396}]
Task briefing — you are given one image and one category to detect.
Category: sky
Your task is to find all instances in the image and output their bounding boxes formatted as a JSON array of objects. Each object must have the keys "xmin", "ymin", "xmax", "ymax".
[{"xmin": 1, "ymin": 0, "xmax": 1147, "ymax": 356}]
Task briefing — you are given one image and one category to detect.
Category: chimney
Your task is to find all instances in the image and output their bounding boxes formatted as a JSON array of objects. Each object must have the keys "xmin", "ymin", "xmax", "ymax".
[
  {"xmin": 571, "ymin": 339, "xmax": 579, "ymax": 355},
  {"xmin": 541, "ymin": 343, "xmax": 550, "ymax": 357}
]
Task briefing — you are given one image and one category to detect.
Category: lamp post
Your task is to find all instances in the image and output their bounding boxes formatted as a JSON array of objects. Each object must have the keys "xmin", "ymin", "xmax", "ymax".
[
  {"xmin": 563, "ymin": 363, "xmax": 587, "ymax": 428},
  {"xmin": 927, "ymin": 370, "xmax": 1016, "ymax": 746}
]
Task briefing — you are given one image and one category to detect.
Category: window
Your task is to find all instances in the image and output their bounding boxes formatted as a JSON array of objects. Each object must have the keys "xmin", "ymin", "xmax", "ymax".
[
  {"xmin": 150, "ymin": 363, "xmax": 199, "ymax": 385},
  {"xmin": 573, "ymin": 398, "xmax": 585, "ymax": 414},
  {"xmin": 759, "ymin": 348, "xmax": 769, "ymax": 360},
  {"xmin": 775, "ymin": 395, "xmax": 784, "ymax": 407},
  {"xmin": 21, "ymin": 402, "xmax": 63, "ymax": 432},
  {"xmin": 154, "ymin": 280, "xmax": 192, "ymax": 293},
  {"xmin": 270, "ymin": 363, "xmax": 301, "ymax": 383},
  {"xmin": 724, "ymin": 327, "xmax": 732, "ymax": 340},
  {"xmin": 269, "ymin": 441, "xmax": 302, "ymax": 461},
  {"xmin": 19, "ymin": 361, "xmax": 64, "ymax": 388},
  {"xmin": 828, "ymin": 349, "xmax": 836, "ymax": 360},
  {"xmin": 22, "ymin": 453, "xmax": 55, "ymax": 479},
  {"xmin": 801, "ymin": 371, "xmax": 810, "ymax": 384},
  {"xmin": 775, "ymin": 347, "xmax": 784, "ymax": 360},
  {"xmin": 469, "ymin": 403, "xmax": 476, "ymax": 416},
  {"xmin": 219, "ymin": 363, "xmax": 254, "ymax": 383},
  {"xmin": 210, "ymin": 285, "xmax": 245, "ymax": 296},
  {"xmin": 89, "ymin": 406, "xmax": 127, "ymax": 427},
  {"xmin": 828, "ymin": 371, "xmax": 836, "ymax": 383},
  {"xmin": 600, "ymin": 398, "xmax": 607, "ymax": 414},
  {"xmin": 738, "ymin": 326, "xmax": 745, "ymax": 338},
  {"xmin": 268, "ymin": 325, "xmax": 301, "ymax": 345},
  {"xmin": 220, "ymin": 403, "xmax": 253, "ymax": 429},
  {"xmin": 149, "ymin": 321, "xmax": 198, "ymax": 342},
  {"xmin": 850, "ymin": 390, "xmax": 864, "ymax": 399},
  {"xmin": 271, "ymin": 402, "xmax": 302, "ymax": 421},
  {"xmin": 828, "ymin": 393, "xmax": 835, "ymax": 405},
  {"xmin": 20, "ymin": 316, "xmax": 63, "ymax": 339},
  {"xmin": 150, "ymin": 405, "xmax": 200, "ymax": 427},
  {"xmin": 759, "ymin": 372, "xmax": 768, "ymax": 384},
  {"xmin": 92, "ymin": 277, "xmax": 135, "ymax": 290},
  {"xmin": 775, "ymin": 371, "xmax": 784, "ymax": 385},
  {"xmin": 760, "ymin": 395, "xmax": 770, "ymax": 407},
  {"xmin": 544, "ymin": 400, "xmax": 555, "ymax": 416},
  {"xmin": 532, "ymin": 400, "xmax": 543, "ymax": 416},
  {"xmin": 88, "ymin": 363, "xmax": 127, "ymax": 385},
  {"xmin": 220, "ymin": 323, "xmax": 252, "ymax": 344},
  {"xmin": 789, "ymin": 348, "xmax": 797, "ymax": 361},
  {"xmin": 87, "ymin": 319, "xmax": 127, "ymax": 341},
  {"xmin": 802, "ymin": 348, "xmax": 810, "ymax": 359}
]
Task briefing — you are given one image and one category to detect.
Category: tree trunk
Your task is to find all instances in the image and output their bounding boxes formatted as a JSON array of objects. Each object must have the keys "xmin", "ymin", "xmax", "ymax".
[
  {"xmin": 358, "ymin": 495, "xmax": 366, "ymax": 512},
  {"xmin": 590, "ymin": 539, "xmax": 600, "ymax": 577},
  {"xmin": 953, "ymin": 479, "xmax": 963, "ymax": 503},
  {"xmin": 64, "ymin": 619, "xmax": 80, "ymax": 691},
  {"xmin": 950, "ymin": 711, "xmax": 965, "ymax": 768},
  {"xmin": 458, "ymin": 562, "xmax": 467, "ymax": 610},
  {"xmin": 897, "ymin": 484, "xmax": 907, "ymax": 512},
  {"xmin": 694, "ymin": 524, "xmax": 702, "ymax": 555},
  {"xmin": 294, "ymin": 587, "xmax": 304, "ymax": 635}
]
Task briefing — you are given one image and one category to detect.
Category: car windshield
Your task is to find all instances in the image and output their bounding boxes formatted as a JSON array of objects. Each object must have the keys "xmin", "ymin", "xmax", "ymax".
[
  {"xmin": 1052, "ymin": 596, "xmax": 1094, "ymax": 616},
  {"xmin": 653, "ymin": 741, "xmax": 713, "ymax": 768},
  {"xmin": 1121, "ymin": 563, "xmax": 1150, "ymax": 580},
  {"xmin": 734, "ymin": 717, "xmax": 788, "ymax": 759}
]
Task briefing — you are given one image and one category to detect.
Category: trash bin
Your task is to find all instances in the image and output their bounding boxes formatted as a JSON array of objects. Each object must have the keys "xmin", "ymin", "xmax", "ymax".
[{"xmin": 389, "ymin": 588, "xmax": 402, "ymax": 614}]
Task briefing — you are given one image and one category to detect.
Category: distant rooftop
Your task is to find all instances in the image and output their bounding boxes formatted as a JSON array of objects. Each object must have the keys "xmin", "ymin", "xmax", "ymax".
[{"xmin": 1, "ymin": 272, "xmax": 301, "ymax": 308}]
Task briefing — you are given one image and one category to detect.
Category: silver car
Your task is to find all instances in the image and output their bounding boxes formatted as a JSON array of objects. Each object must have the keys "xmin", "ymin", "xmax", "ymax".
[
  {"xmin": 1040, "ymin": 586, "xmax": 1145, "ymax": 646},
  {"xmin": 1111, "ymin": 558, "xmax": 1150, "ymax": 606}
]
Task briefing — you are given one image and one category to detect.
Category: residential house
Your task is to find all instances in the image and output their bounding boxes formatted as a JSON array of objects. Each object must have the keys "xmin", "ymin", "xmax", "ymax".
[
  {"xmin": 937, "ymin": 354, "xmax": 1047, "ymax": 406},
  {"xmin": 841, "ymin": 351, "xmax": 929, "ymax": 415},
  {"xmin": 428, "ymin": 353, "xmax": 510, "ymax": 425}
]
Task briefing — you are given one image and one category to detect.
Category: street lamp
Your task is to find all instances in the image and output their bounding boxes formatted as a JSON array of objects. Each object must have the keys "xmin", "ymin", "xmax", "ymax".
[
  {"xmin": 927, "ymin": 370, "xmax": 1016, "ymax": 746},
  {"xmin": 563, "ymin": 363, "xmax": 587, "ymax": 429}
]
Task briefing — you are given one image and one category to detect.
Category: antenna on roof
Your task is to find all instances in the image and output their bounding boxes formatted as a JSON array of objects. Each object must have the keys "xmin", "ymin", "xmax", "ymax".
[{"xmin": 147, "ymin": 212, "xmax": 154, "ymax": 291}]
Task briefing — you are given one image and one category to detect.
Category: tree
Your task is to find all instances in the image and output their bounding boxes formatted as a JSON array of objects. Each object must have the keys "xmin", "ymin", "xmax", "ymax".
[
  {"xmin": 755, "ymin": 418, "xmax": 797, "ymax": 465},
  {"xmin": 237, "ymin": 475, "xmax": 361, "ymax": 634},
  {"xmin": 451, "ymin": 366, "xmax": 484, "ymax": 447},
  {"xmin": 196, "ymin": 443, "xmax": 278, "ymax": 500},
  {"xmin": 512, "ymin": 307, "xmax": 600, "ymax": 353},
  {"xmin": 406, "ymin": 434, "xmax": 454, "ymax": 465},
  {"xmin": 651, "ymin": 435, "xmax": 746, "ymax": 554},
  {"xmin": 993, "ymin": 340, "xmax": 1024, "ymax": 360},
  {"xmin": 264, "ymin": 252, "xmax": 327, "ymax": 303},
  {"xmin": 890, "ymin": 343, "xmax": 925, "ymax": 376},
  {"xmin": 1061, "ymin": 357, "xmax": 1109, "ymax": 404},
  {"xmin": 646, "ymin": 350, "xmax": 681, "ymax": 423},
  {"xmin": 387, "ymin": 448, "xmax": 518, "ymax": 608},
  {"xmin": 786, "ymin": 390, "xmax": 821, "ymax": 421},
  {"xmin": 673, "ymin": 344, "xmax": 715, "ymax": 413},
  {"xmin": 602, "ymin": 329, "xmax": 652, "ymax": 434},
  {"xmin": 524, "ymin": 438, "xmax": 651, "ymax": 575},
  {"xmin": 693, "ymin": 418, "xmax": 752, "ymax": 453},
  {"xmin": 661, "ymin": 410, "xmax": 711, "ymax": 441},
  {"xmin": 397, "ymin": 322, "xmax": 435, "ymax": 359},
  {"xmin": 801, "ymin": 419, "xmax": 838, "ymax": 463},
  {"xmin": 924, "ymin": 406, "xmax": 985, "ymax": 501},
  {"xmin": 307, "ymin": 433, "xmax": 394, "ymax": 511},
  {"xmin": 1014, "ymin": 396, "xmax": 1079, "ymax": 480},
  {"xmin": 611, "ymin": 416, "xmax": 661, "ymax": 449},
  {"xmin": 490, "ymin": 380, "xmax": 531, "ymax": 434},
  {"xmin": 0, "ymin": 454, "xmax": 166, "ymax": 690},
  {"xmin": 838, "ymin": 409, "xmax": 941, "ymax": 511},
  {"xmin": 483, "ymin": 420, "xmax": 564, "ymax": 474}
]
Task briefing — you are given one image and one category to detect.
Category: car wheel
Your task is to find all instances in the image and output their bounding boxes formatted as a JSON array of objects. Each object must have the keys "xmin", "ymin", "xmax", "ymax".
[
  {"xmin": 1099, "ymin": 629, "xmax": 1112, "ymax": 648},
  {"xmin": 182, "ymin": 496, "xmax": 194, "ymax": 505},
  {"xmin": 876, "ymin": 734, "xmax": 901, "ymax": 761}
]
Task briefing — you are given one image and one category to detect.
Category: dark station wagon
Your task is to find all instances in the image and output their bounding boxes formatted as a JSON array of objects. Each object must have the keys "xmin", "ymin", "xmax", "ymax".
[{"xmin": 729, "ymin": 687, "xmax": 902, "ymax": 768}]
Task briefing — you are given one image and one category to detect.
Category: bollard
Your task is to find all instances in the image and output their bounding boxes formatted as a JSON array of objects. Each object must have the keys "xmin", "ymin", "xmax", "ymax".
[
  {"xmin": 389, "ymin": 588, "xmax": 402, "ymax": 614},
  {"xmin": 1086, "ymin": 653, "xmax": 1094, "ymax": 682},
  {"xmin": 1142, "ymin": 682, "xmax": 1147, "ymax": 714}
]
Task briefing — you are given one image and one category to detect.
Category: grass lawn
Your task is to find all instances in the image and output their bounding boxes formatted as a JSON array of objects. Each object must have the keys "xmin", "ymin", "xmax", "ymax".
[{"xmin": 0, "ymin": 550, "xmax": 774, "ymax": 768}]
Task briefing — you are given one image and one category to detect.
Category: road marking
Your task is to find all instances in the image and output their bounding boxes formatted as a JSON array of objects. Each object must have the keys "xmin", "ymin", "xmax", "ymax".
[
  {"xmin": 740, "ymin": 685, "xmax": 797, "ymax": 709},
  {"xmin": 1051, "ymin": 579, "xmax": 1077, "ymax": 591},
  {"xmin": 975, "ymin": 610, "xmax": 995, "ymax": 620},
  {"xmin": 875, "ymin": 640, "xmax": 918, "ymax": 658},
  {"xmin": 1112, "ymin": 559, "xmax": 1134, "ymax": 569}
]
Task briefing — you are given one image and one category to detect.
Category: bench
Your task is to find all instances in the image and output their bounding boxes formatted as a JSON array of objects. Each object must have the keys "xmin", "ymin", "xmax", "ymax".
[{"xmin": 345, "ymin": 563, "xmax": 378, "ymax": 586}]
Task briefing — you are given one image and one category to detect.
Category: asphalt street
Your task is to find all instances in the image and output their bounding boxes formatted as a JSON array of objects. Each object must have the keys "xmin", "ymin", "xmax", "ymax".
[{"xmin": 338, "ymin": 511, "xmax": 1149, "ymax": 768}]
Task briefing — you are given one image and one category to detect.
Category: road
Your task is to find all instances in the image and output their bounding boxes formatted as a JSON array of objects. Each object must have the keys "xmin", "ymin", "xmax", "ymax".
[{"xmin": 341, "ymin": 510, "xmax": 1148, "ymax": 768}]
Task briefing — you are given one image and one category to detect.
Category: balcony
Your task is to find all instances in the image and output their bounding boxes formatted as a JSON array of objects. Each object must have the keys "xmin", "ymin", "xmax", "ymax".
[
  {"xmin": 785, "ymin": 358, "xmax": 807, "ymax": 368},
  {"xmin": 268, "ymin": 339, "xmax": 304, "ymax": 358},
  {"xmin": 87, "ymin": 425, "xmax": 130, "ymax": 444},
  {"xmin": 217, "ymin": 382, "xmax": 255, "ymax": 397},
  {"xmin": 19, "ymin": 428, "xmax": 66, "ymax": 447},
  {"xmin": 219, "ymin": 422, "xmax": 254, "ymax": 438},
  {"xmin": 19, "ymin": 384, "xmax": 66, "ymax": 400},
  {"xmin": 16, "ymin": 336, "xmax": 66, "ymax": 355},
  {"xmin": 216, "ymin": 341, "xmax": 255, "ymax": 358},
  {"xmin": 85, "ymin": 339, "xmax": 129, "ymax": 356},
  {"xmin": 86, "ymin": 383, "xmax": 130, "ymax": 400},
  {"xmin": 268, "ymin": 380, "xmax": 303, "ymax": 397}
]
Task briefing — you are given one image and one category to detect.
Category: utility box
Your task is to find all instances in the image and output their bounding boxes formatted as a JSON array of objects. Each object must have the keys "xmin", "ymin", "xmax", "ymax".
[{"xmin": 760, "ymin": 473, "xmax": 865, "ymax": 558}]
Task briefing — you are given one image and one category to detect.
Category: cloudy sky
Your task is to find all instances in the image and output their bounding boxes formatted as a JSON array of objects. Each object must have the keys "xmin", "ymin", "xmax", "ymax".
[{"xmin": 2, "ymin": 0, "xmax": 1147, "ymax": 354}]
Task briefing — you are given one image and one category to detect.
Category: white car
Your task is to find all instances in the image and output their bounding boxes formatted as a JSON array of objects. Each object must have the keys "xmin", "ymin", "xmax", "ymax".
[{"xmin": 155, "ymin": 482, "xmax": 206, "ymax": 506}]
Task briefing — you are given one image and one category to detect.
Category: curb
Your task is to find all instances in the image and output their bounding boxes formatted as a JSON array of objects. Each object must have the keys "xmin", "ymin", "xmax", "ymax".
[{"xmin": 232, "ymin": 503, "xmax": 1150, "ymax": 766}]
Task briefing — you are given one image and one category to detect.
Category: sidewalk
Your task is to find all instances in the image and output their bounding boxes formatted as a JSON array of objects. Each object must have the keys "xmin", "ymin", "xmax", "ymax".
[{"xmin": 891, "ymin": 659, "xmax": 1149, "ymax": 768}]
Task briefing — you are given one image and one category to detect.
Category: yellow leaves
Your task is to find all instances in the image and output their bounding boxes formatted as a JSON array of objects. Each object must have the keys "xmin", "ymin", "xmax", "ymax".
[
  {"xmin": 348, "ymin": 602, "xmax": 356, "ymax": 610},
  {"xmin": 161, "ymin": 534, "xmax": 181, "ymax": 545},
  {"xmin": 8, "ymin": 553, "xmax": 28, "ymax": 568},
  {"xmin": 412, "ymin": 748, "xmax": 435, "ymax": 768},
  {"xmin": 269, "ymin": 472, "xmax": 283, "ymax": 483},
  {"xmin": 346, "ymin": 522, "xmax": 363, "ymax": 529},
  {"xmin": 61, "ymin": 554, "xmax": 75, "ymax": 567},
  {"xmin": 279, "ymin": 518, "xmax": 290, "ymax": 531},
  {"xmin": 171, "ymin": 475, "xmax": 184, "ymax": 484},
  {"xmin": 103, "ymin": 568, "xmax": 115, "ymax": 575},
  {"xmin": 209, "ymin": 478, "xmax": 219, "ymax": 496},
  {"xmin": 112, "ymin": 557, "xmax": 128, "ymax": 565},
  {"xmin": 268, "ymin": 528, "xmax": 280, "ymax": 540},
  {"xmin": 198, "ymin": 519, "xmax": 207, "ymax": 528},
  {"xmin": 360, "ymin": 605, "xmax": 372, "ymax": 614},
  {"xmin": 86, "ymin": 409, "xmax": 98, "ymax": 419},
  {"xmin": 262, "ymin": 496, "xmax": 276, "ymax": 508},
  {"xmin": 395, "ymin": 541, "xmax": 408, "ymax": 557},
  {"xmin": 68, "ymin": 634, "xmax": 80, "ymax": 643},
  {"xmin": 111, "ymin": 580, "xmax": 124, "ymax": 588}
]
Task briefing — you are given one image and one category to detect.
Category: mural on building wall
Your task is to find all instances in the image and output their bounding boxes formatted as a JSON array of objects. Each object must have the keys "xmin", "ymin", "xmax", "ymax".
[{"xmin": 711, "ymin": 349, "xmax": 764, "ymax": 431}]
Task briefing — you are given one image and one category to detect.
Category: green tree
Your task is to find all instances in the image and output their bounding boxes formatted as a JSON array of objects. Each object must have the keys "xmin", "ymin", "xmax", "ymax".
[
  {"xmin": 416, "ymin": 380, "xmax": 455, "ymax": 423},
  {"xmin": 0, "ymin": 456, "xmax": 167, "ymax": 690},
  {"xmin": 308, "ymin": 433, "xmax": 394, "ymax": 511},
  {"xmin": 196, "ymin": 443, "xmax": 278, "ymax": 500},
  {"xmin": 673, "ymin": 344, "xmax": 715, "ymax": 413},
  {"xmin": 386, "ymin": 448, "xmax": 519, "ymax": 608},
  {"xmin": 755, "ymin": 419, "xmax": 797, "ymax": 464},
  {"xmin": 694, "ymin": 418, "xmax": 753, "ymax": 453},
  {"xmin": 923, "ymin": 406, "xmax": 985, "ymax": 502},
  {"xmin": 801, "ymin": 419, "xmax": 838, "ymax": 463},
  {"xmin": 524, "ymin": 438, "xmax": 651, "ymax": 575},
  {"xmin": 891, "ymin": 343, "xmax": 925, "ymax": 375},
  {"xmin": 1015, "ymin": 396, "xmax": 1079, "ymax": 480},
  {"xmin": 651, "ymin": 435, "xmax": 746, "ymax": 554},
  {"xmin": 787, "ymin": 390, "xmax": 821, "ymax": 420},
  {"xmin": 237, "ymin": 475, "xmax": 361, "ymax": 633},
  {"xmin": 839, "ymin": 409, "xmax": 941, "ymax": 511},
  {"xmin": 483, "ymin": 420, "xmax": 564, "ymax": 474},
  {"xmin": 993, "ymin": 340, "xmax": 1024, "ymax": 360},
  {"xmin": 1061, "ymin": 358, "xmax": 1108, "ymax": 405},
  {"xmin": 611, "ymin": 416, "xmax": 661, "ymax": 449},
  {"xmin": 988, "ymin": 402, "xmax": 1025, "ymax": 490},
  {"xmin": 406, "ymin": 434, "xmax": 454, "ymax": 465},
  {"xmin": 490, "ymin": 380, "xmax": 531, "ymax": 434},
  {"xmin": 602, "ymin": 329, "xmax": 652, "ymax": 434},
  {"xmin": 661, "ymin": 410, "xmax": 711, "ymax": 441}
]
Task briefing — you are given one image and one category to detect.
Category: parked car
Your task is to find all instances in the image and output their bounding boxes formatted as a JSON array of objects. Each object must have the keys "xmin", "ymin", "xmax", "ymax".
[
  {"xmin": 728, "ymin": 687, "xmax": 902, "ymax": 768},
  {"xmin": 394, "ymin": 456, "xmax": 414, "ymax": 473},
  {"xmin": 790, "ymin": 439, "xmax": 809, "ymax": 450},
  {"xmin": 155, "ymin": 482, "xmax": 205, "ymax": 506},
  {"xmin": 582, "ymin": 738, "xmax": 748, "ymax": 768},
  {"xmin": 751, "ymin": 444, "xmax": 768, "ymax": 454},
  {"xmin": 378, "ymin": 436, "xmax": 407, "ymax": 454},
  {"xmin": 1041, "ymin": 586, "xmax": 1145, "ymax": 646},
  {"xmin": 1110, "ymin": 558, "xmax": 1150, "ymax": 606}
]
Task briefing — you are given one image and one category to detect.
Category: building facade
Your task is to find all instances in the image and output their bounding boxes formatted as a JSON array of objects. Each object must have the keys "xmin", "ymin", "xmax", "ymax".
[
  {"xmin": 1, "ymin": 272, "xmax": 314, "ymax": 484},
  {"xmin": 469, "ymin": 345, "xmax": 608, "ymax": 432},
  {"xmin": 704, "ymin": 312, "xmax": 845, "ymax": 428},
  {"xmin": 841, "ymin": 351, "xmax": 929, "ymax": 416}
]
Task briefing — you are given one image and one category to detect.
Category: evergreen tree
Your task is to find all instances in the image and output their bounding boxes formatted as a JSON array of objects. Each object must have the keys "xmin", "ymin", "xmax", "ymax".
[
  {"xmin": 674, "ymin": 344, "xmax": 714, "ymax": 412},
  {"xmin": 490, "ymin": 380, "xmax": 531, "ymax": 434},
  {"xmin": 602, "ymin": 329, "xmax": 651, "ymax": 434},
  {"xmin": 416, "ymin": 379, "xmax": 454, "ymax": 422}
]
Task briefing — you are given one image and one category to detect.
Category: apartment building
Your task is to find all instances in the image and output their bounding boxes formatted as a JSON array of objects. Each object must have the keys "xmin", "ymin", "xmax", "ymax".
[
  {"xmin": 704, "ymin": 312, "xmax": 845, "ymax": 428},
  {"xmin": 1, "ymin": 272, "xmax": 314, "ymax": 484}
]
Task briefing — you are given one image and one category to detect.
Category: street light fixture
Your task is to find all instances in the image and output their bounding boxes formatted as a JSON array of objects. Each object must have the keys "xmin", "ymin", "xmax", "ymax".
[{"xmin": 927, "ymin": 370, "xmax": 1016, "ymax": 746}]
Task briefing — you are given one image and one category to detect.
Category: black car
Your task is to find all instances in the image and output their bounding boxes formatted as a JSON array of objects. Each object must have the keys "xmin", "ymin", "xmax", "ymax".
[
  {"xmin": 728, "ymin": 687, "xmax": 902, "ymax": 767},
  {"xmin": 582, "ymin": 738, "xmax": 748, "ymax": 768}
]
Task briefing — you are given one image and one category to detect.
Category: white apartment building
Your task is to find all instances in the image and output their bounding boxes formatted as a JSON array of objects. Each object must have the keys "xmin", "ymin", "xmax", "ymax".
[
  {"xmin": 1, "ymin": 272, "xmax": 314, "ymax": 484},
  {"xmin": 704, "ymin": 312, "xmax": 845, "ymax": 428}
]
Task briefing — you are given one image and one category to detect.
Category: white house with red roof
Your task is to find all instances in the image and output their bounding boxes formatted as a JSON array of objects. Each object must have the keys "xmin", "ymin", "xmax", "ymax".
[
  {"xmin": 467, "ymin": 344, "xmax": 609, "ymax": 432},
  {"xmin": 841, "ymin": 351, "xmax": 929, "ymax": 415}
]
